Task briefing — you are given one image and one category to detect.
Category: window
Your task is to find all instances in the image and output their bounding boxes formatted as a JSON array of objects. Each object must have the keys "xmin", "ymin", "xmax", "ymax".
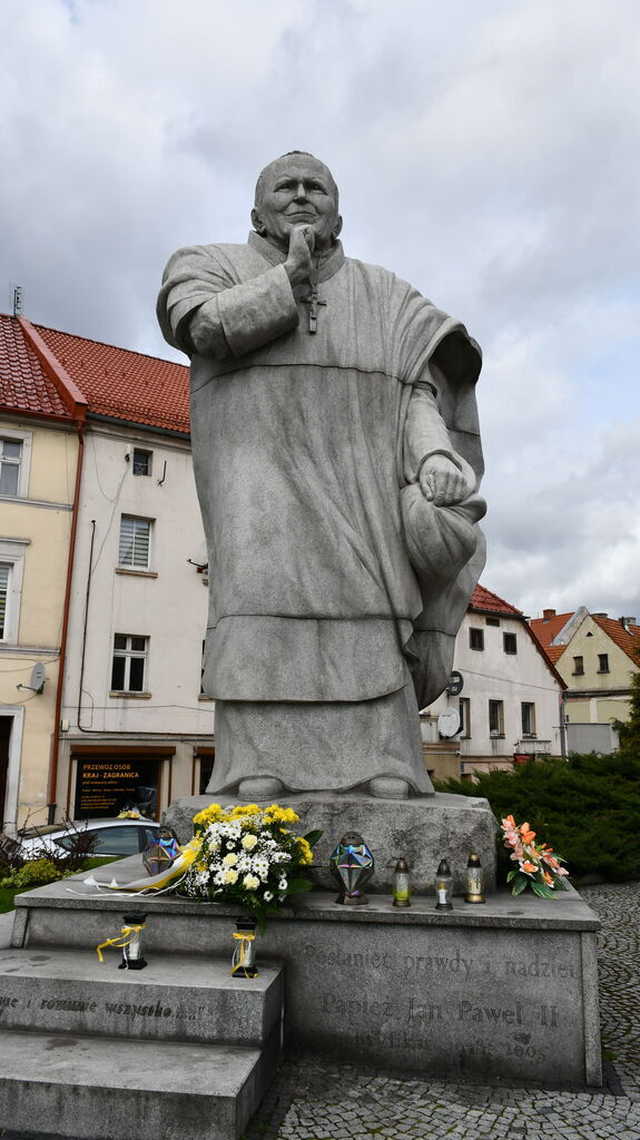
[
  {"xmin": 521, "ymin": 702, "xmax": 536, "ymax": 737},
  {"xmin": 0, "ymin": 438, "xmax": 22, "ymax": 496},
  {"xmin": 118, "ymin": 515, "xmax": 152, "ymax": 569},
  {"xmin": 489, "ymin": 700, "xmax": 504, "ymax": 736},
  {"xmin": 469, "ymin": 627, "xmax": 484, "ymax": 651},
  {"xmin": 111, "ymin": 634, "xmax": 148, "ymax": 693},
  {"xmin": 503, "ymin": 632, "xmax": 518, "ymax": 655},
  {"xmin": 572, "ymin": 656, "xmax": 584, "ymax": 676},
  {"xmin": 486, "ymin": 616, "xmax": 500, "ymax": 627},
  {"xmin": 459, "ymin": 697, "xmax": 471, "ymax": 738},
  {"xmin": 132, "ymin": 448, "xmax": 152, "ymax": 476},
  {"xmin": 0, "ymin": 564, "xmax": 9, "ymax": 640},
  {"xmin": 598, "ymin": 654, "xmax": 610, "ymax": 674}
]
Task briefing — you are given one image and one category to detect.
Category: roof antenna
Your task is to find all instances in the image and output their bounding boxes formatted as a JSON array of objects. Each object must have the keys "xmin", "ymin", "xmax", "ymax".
[{"xmin": 11, "ymin": 284, "xmax": 23, "ymax": 316}]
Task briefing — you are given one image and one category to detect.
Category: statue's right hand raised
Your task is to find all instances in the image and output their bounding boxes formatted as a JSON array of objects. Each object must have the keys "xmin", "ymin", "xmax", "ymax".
[{"xmin": 285, "ymin": 225, "xmax": 315, "ymax": 288}]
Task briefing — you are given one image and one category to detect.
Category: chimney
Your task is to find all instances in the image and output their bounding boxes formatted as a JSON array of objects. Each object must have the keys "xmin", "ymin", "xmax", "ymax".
[
  {"xmin": 592, "ymin": 613, "xmax": 608, "ymax": 619},
  {"xmin": 620, "ymin": 617, "xmax": 637, "ymax": 631},
  {"xmin": 542, "ymin": 608, "xmax": 556, "ymax": 621}
]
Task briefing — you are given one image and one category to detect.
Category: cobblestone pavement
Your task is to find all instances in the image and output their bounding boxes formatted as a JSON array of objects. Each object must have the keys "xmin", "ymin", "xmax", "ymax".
[{"xmin": 244, "ymin": 882, "xmax": 640, "ymax": 1140}]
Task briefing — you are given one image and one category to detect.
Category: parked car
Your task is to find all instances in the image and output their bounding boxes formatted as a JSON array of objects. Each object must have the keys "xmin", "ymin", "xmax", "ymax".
[{"xmin": 18, "ymin": 817, "xmax": 160, "ymax": 859}]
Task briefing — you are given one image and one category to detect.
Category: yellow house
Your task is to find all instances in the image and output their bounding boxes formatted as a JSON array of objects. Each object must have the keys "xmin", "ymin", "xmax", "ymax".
[
  {"xmin": 0, "ymin": 315, "xmax": 87, "ymax": 833},
  {"xmin": 530, "ymin": 606, "xmax": 640, "ymax": 750}
]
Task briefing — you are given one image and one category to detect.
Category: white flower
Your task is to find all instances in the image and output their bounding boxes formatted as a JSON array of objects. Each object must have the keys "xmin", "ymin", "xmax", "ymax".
[
  {"xmin": 243, "ymin": 873, "xmax": 260, "ymax": 891},
  {"xmin": 264, "ymin": 891, "xmax": 274, "ymax": 902},
  {"xmin": 222, "ymin": 852, "xmax": 238, "ymax": 867},
  {"xmin": 225, "ymin": 841, "xmax": 235, "ymax": 850},
  {"xmin": 278, "ymin": 878, "xmax": 288, "ymax": 892},
  {"xmin": 223, "ymin": 869, "xmax": 239, "ymax": 885},
  {"xmin": 242, "ymin": 834, "xmax": 258, "ymax": 851}
]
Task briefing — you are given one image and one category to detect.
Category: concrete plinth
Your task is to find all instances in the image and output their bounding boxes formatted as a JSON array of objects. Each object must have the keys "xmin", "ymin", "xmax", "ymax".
[
  {"xmin": 11, "ymin": 858, "xmax": 602, "ymax": 1090},
  {"xmin": 165, "ymin": 791, "xmax": 498, "ymax": 894}
]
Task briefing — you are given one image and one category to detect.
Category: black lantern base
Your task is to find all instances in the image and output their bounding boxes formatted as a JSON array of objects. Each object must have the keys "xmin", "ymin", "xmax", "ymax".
[
  {"xmin": 118, "ymin": 957, "xmax": 147, "ymax": 970},
  {"xmin": 335, "ymin": 892, "xmax": 369, "ymax": 906}
]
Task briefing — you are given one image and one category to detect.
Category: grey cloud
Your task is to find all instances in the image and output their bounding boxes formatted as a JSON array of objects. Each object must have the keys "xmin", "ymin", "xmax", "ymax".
[{"xmin": 0, "ymin": 0, "xmax": 638, "ymax": 615}]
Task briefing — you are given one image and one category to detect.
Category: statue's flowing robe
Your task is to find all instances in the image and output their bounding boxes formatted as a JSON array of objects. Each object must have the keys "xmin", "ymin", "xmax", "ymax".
[{"xmin": 157, "ymin": 233, "xmax": 485, "ymax": 794}]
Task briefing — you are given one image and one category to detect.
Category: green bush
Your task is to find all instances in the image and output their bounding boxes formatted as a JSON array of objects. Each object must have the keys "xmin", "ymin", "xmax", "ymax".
[
  {"xmin": 434, "ymin": 752, "xmax": 640, "ymax": 882},
  {"xmin": 0, "ymin": 857, "xmax": 65, "ymax": 890}
]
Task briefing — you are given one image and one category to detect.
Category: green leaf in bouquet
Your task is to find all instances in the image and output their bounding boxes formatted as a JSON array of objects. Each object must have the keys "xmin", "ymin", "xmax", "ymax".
[
  {"xmin": 285, "ymin": 877, "xmax": 314, "ymax": 894},
  {"xmin": 531, "ymin": 881, "xmax": 555, "ymax": 899},
  {"xmin": 511, "ymin": 874, "xmax": 528, "ymax": 896},
  {"xmin": 303, "ymin": 830, "xmax": 323, "ymax": 847}
]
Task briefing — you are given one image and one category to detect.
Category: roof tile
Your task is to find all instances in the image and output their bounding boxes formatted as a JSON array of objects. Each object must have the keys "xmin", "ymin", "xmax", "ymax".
[
  {"xmin": 34, "ymin": 322, "xmax": 189, "ymax": 434},
  {"xmin": 0, "ymin": 315, "xmax": 73, "ymax": 420}
]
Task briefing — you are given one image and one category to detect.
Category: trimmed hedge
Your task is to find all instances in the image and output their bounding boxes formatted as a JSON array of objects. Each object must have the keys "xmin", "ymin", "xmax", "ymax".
[{"xmin": 434, "ymin": 751, "xmax": 640, "ymax": 882}]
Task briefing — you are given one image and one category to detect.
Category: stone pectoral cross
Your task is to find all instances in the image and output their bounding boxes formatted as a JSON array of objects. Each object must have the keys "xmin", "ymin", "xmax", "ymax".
[{"xmin": 303, "ymin": 266, "xmax": 326, "ymax": 333}]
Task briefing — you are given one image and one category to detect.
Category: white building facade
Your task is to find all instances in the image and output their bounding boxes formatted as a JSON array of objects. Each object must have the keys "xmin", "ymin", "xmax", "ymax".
[
  {"xmin": 422, "ymin": 589, "xmax": 565, "ymax": 780},
  {"xmin": 57, "ymin": 418, "xmax": 213, "ymax": 825}
]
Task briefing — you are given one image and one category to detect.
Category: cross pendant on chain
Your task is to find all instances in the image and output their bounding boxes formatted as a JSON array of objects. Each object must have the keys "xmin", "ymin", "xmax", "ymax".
[{"xmin": 303, "ymin": 282, "xmax": 327, "ymax": 333}]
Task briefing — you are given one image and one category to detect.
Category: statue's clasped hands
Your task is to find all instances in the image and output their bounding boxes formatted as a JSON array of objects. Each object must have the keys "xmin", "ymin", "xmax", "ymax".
[
  {"xmin": 285, "ymin": 224, "xmax": 316, "ymax": 288},
  {"xmin": 419, "ymin": 453, "xmax": 470, "ymax": 506}
]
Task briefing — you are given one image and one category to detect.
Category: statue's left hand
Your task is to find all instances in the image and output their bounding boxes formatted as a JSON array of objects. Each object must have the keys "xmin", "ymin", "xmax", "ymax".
[{"xmin": 419, "ymin": 454, "xmax": 469, "ymax": 506}]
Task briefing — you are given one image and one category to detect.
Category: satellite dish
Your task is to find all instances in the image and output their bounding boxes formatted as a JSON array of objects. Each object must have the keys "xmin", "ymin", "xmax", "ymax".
[
  {"xmin": 29, "ymin": 663, "xmax": 46, "ymax": 693},
  {"xmin": 438, "ymin": 706, "xmax": 461, "ymax": 738}
]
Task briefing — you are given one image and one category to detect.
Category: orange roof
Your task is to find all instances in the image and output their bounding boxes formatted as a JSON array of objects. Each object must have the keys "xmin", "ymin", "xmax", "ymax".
[
  {"xmin": 0, "ymin": 314, "xmax": 74, "ymax": 421},
  {"xmin": 592, "ymin": 614, "xmax": 640, "ymax": 666},
  {"xmin": 470, "ymin": 584, "xmax": 522, "ymax": 617},
  {"xmin": 34, "ymin": 321, "xmax": 189, "ymax": 435},
  {"xmin": 529, "ymin": 611, "xmax": 575, "ymax": 648},
  {"xmin": 545, "ymin": 645, "xmax": 567, "ymax": 665}
]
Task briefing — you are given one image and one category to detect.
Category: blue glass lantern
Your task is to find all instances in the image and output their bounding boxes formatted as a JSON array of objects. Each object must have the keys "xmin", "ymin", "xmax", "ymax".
[{"xmin": 330, "ymin": 832, "xmax": 374, "ymax": 906}]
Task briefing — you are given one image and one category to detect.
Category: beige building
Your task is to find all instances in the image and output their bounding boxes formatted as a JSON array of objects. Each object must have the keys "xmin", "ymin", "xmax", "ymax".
[
  {"xmin": 0, "ymin": 315, "xmax": 86, "ymax": 833},
  {"xmin": 530, "ymin": 607, "xmax": 640, "ymax": 752}
]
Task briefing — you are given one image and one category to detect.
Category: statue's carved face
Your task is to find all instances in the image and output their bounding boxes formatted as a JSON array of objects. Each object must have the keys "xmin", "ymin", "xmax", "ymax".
[{"xmin": 252, "ymin": 154, "xmax": 342, "ymax": 253}]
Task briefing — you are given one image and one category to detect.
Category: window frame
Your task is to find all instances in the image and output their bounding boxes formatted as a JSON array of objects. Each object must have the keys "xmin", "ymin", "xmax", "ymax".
[
  {"xmin": 111, "ymin": 634, "xmax": 149, "ymax": 694},
  {"xmin": 0, "ymin": 428, "xmax": 32, "ymax": 498},
  {"xmin": 0, "ymin": 540, "xmax": 28, "ymax": 645},
  {"xmin": 503, "ymin": 632, "xmax": 518, "ymax": 655},
  {"xmin": 132, "ymin": 448, "xmax": 153, "ymax": 477},
  {"xmin": 459, "ymin": 697, "xmax": 471, "ymax": 739},
  {"xmin": 572, "ymin": 655, "xmax": 584, "ymax": 676},
  {"xmin": 469, "ymin": 627, "xmax": 484, "ymax": 652},
  {"xmin": 597, "ymin": 653, "xmax": 610, "ymax": 674},
  {"xmin": 521, "ymin": 701, "xmax": 536, "ymax": 738},
  {"xmin": 118, "ymin": 514, "xmax": 153, "ymax": 571},
  {"xmin": 488, "ymin": 699, "xmax": 505, "ymax": 737}
]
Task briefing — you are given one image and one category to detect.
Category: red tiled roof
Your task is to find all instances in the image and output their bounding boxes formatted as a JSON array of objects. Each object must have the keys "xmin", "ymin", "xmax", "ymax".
[
  {"xmin": 529, "ymin": 611, "xmax": 575, "ymax": 648},
  {"xmin": 0, "ymin": 314, "xmax": 74, "ymax": 421},
  {"xmin": 545, "ymin": 645, "xmax": 567, "ymax": 665},
  {"xmin": 470, "ymin": 584, "xmax": 523, "ymax": 617},
  {"xmin": 34, "ymin": 322, "xmax": 190, "ymax": 435},
  {"xmin": 592, "ymin": 615, "xmax": 640, "ymax": 666}
]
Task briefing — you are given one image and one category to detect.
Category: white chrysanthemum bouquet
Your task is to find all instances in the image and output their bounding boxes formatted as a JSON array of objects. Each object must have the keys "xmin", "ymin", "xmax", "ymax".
[{"xmin": 179, "ymin": 802, "xmax": 321, "ymax": 926}]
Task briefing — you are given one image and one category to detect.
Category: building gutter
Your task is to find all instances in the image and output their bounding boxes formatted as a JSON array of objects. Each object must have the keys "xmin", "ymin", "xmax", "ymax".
[{"xmin": 87, "ymin": 412, "xmax": 189, "ymax": 441}]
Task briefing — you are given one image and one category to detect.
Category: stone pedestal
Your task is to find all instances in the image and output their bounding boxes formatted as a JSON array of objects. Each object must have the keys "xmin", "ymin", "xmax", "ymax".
[
  {"xmin": 165, "ymin": 791, "xmax": 498, "ymax": 894},
  {"xmin": 10, "ymin": 857, "xmax": 602, "ymax": 1090}
]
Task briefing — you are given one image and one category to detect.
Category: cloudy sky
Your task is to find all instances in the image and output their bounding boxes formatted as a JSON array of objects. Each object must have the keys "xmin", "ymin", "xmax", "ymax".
[{"xmin": 1, "ymin": 0, "xmax": 639, "ymax": 620}]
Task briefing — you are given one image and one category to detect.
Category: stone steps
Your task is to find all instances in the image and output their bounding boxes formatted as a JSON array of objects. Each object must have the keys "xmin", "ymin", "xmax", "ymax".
[
  {"xmin": 0, "ymin": 943, "xmax": 283, "ymax": 1138},
  {"xmin": 0, "ymin": 947, "xmax": 282, "ymax": 1045},
  {"xmin": 0, "ymin": 1027, "xmax": 273, "ymax": 1140}
]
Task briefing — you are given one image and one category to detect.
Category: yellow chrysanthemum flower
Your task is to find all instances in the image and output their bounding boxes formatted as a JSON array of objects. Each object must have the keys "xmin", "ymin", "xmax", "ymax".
[
  {"xmin": 296, "ymin": 837, "xmax": 314, "ymax": 865},
  {"xmin": 192, "ymin": 803, "xmax": 224, "ymax": 827}
]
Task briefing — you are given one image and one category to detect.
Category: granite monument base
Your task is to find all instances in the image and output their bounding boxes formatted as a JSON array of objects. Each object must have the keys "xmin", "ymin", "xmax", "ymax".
[
  {"xmin": 10, "ymin": 858, "xmax": 602, "ymax": 1091},
  {"xmin": 165, "ymin": 791, "xmax": 498, "ymax": 894}
]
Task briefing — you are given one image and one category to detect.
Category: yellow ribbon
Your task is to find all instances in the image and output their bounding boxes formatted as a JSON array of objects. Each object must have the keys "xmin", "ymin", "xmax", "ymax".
[
  {"xmin": 96, "ymin": 924, "xmax": 144, "ymax": 963},
  {"xmin": 231, "ymin": 930, "xmax": 256, "ymax": 971}
]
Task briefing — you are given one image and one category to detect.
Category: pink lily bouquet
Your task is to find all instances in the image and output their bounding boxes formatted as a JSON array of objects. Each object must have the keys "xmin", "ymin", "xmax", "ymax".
[{"xmin": 501, "ymin": 815, "xmax": 570, "ymax": 899}]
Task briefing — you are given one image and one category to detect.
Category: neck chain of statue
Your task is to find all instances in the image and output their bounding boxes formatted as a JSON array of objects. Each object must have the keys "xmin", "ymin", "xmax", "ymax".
[{"xmin": 303, "ymin": 260, "xmax": 326, "ymax": 334}]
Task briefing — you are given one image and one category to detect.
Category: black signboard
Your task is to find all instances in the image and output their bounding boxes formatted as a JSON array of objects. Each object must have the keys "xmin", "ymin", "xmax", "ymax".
[
  {"xmin": 447, "ymin": 670, "xmax": 464, "ymax": 696},
  {"xmin": 74, "ymin": 755, "xmax": 160, "ymax": 820}
]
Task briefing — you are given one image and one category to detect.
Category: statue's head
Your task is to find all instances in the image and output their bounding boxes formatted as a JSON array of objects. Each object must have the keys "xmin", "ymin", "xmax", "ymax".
[{"xmin": 251, "ymin": 151, "xmax": 342, "ymax": 254}]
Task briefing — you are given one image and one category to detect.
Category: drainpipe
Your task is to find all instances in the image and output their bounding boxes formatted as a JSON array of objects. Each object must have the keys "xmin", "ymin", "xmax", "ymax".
[
  {"xmin": 47, "ymin": 422, "xmax": 85, "ymax": 823},
  {"xmin": 559, "ymin": 691, "xmax": 568, "ymax": 761}
]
